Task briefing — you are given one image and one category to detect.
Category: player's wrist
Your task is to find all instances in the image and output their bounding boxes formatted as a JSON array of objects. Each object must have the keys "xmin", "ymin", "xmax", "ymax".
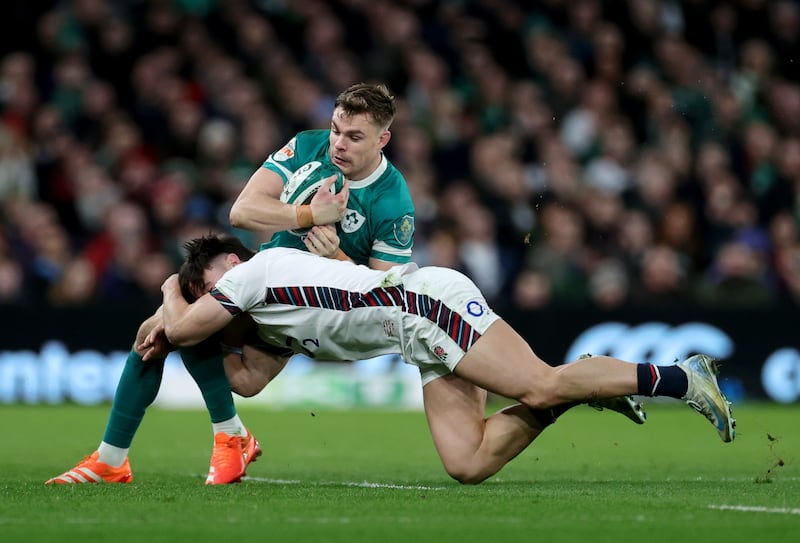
[
  {"xmin": 296, "ymin": 204, "xmax": 314, "ymax": 228},
  {"xmin": 331, "ymin": 249, "xmax": 350, "ymax": 262}
]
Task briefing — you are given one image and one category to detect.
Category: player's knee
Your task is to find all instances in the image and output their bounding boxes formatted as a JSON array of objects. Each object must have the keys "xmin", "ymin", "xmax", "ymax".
[
  {"xmin": 228, "ymin": 376, "xmax": 265, "ymax": 398},
  {"xmin": 446, "ymin": 467, "xmax": 489, "ymax": 485},
  {"xmin": 441, "ymin": 458, "xmax": 490, "ymax": 485}
]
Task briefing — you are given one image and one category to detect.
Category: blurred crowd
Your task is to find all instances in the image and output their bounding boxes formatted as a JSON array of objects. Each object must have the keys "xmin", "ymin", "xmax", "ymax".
[{"xmin": 1, "ymin": 0, "xmax": 800, "ymax": 311}]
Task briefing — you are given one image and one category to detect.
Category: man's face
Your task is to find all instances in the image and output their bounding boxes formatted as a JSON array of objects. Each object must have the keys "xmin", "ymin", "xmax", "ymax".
[{"xmin": 328, "ymin": 108, "xmax": 389, "ymax": 180}]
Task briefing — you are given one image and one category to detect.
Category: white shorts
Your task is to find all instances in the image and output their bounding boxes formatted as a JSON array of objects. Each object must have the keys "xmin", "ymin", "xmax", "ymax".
[{"xmin": 399, "ymin": 267, "xmax": 501, "ymax": 385}]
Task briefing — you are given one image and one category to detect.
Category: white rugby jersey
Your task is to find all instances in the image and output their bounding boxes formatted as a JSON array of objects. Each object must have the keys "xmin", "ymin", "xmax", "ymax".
[{"xmin": 212, "ymin": 247, "xmax": 419, "ymax": 361}]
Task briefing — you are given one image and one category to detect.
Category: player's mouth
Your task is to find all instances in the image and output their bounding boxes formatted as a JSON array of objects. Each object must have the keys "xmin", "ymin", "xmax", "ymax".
[{"xmin": 332, "ymin": 155, "xmax": 348, "ymax": 167}]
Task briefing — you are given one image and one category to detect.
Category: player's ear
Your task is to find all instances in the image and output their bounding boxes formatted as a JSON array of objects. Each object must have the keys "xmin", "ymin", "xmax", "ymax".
[
  {"xmin": 379, "ymin": 129, "xmax": 391, "ymax": 149},
  {"xmin": 226, "ymin": 253, "xmax": 242, "ymax": 267}
]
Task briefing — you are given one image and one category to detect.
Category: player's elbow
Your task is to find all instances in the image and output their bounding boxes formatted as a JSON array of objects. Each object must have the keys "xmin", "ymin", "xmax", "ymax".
[{"xmin": 228, "ymin": 203, "xmax": 246, "ymax": 229}]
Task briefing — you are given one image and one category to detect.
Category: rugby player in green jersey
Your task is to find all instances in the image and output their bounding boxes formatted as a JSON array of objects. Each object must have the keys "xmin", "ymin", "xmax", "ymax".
[{"xmin": 46, "ymin": 83, "xmax": 416, "ymax": 485}]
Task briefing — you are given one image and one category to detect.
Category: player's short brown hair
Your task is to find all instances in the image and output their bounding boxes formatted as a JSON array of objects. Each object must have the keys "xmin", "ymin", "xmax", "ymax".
[{"xmin": 334, "ymin": 83, "xmax": 396, "ymax": 129}]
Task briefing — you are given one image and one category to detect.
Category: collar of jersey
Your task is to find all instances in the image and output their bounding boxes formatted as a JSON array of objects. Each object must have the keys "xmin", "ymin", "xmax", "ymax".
[{"xmin": 348, "ymin": 154, "xmax": 387, "ymax": 189}]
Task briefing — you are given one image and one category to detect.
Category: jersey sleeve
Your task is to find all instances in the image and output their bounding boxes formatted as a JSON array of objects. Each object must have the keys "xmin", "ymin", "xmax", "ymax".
[
  {"xmin": 211, "ymin": 259, "xmax": 266, "ymax": 315},
  {"xmin": 262, "ymin": 136, "xmax": 303, "ymax": 182},
  {"xmin": 369, "ymin": 183, "xmax": 415, "ymax": 264},
  {"xmin": 262, "ymin": 130, "xmax": 329, "ymax": 183}
]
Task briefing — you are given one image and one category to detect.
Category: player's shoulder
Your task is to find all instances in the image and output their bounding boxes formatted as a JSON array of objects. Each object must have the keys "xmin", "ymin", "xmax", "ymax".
[
  {"xmin": 365, "ymin": 158, "xmax": 409, "ymax": 196},
  {"xmin": 294, "ymin": 130, "xmax": 330, "ymax": 151},
  {"xmin": 375, "ymin": 161, "xmax": 414, "ymax": 206}
]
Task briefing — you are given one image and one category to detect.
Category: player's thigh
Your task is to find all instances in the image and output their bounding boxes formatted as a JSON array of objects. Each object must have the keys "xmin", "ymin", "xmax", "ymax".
[
  {"xmin": 423, "ymin": 374, "xmax": 488, "ymax": 463},
  {"xmin": 223, "ymin": 347, "xmax": 289, "ymax": 397},
  {"xmin": 454, "ymin": 319, "xmax": 555, "ymax": 402}
]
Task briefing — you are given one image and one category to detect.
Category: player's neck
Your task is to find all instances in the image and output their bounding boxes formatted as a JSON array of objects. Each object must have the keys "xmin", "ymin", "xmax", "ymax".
[{"xmin": 350, "ymin": 153, "xmax": 383, "ymax": 182}]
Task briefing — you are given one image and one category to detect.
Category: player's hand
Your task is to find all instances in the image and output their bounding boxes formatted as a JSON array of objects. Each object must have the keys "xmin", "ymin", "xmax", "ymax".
[
  {"xmin": 304, "ymin": 225, "xmax": 340, "ymax": 257},
  {"xmin": 138, "ymin": 320, "xmax": 175, "ymax": 361},
  {"xmin": 309, "ymin": 177, "xmax": 349, "ymax": 225},
  {"xmin": 161, "ymin": 273, "xmax": 180, "ymax": 294}
]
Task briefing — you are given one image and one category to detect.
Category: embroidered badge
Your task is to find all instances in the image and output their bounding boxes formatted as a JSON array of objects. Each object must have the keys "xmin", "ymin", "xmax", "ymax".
[
  {"xmin": 393, "ymin": 215, "xmax": 414, "ymax": 246},
  {"xmin": 341, "ymin": 208, "xmax": 365, "ymax": 233}
]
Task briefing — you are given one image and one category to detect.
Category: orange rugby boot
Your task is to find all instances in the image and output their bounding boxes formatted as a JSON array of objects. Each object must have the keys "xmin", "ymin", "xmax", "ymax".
[{"xmin": 45, "ymin": 451, "xmax": 133, "ymax": 484}]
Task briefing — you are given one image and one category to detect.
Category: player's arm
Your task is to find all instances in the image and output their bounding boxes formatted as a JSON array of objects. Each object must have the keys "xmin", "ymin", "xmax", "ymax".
[
  {"xmin": 136, "ymin": 306, "xmax": 177, "ymax": 361},
  {"xmin": 230, "ymin": 168, "xmax": 348, "ymax": 230},
  {"xmin": 368, "ymin": 257, "xmax": 400, "ymax": 271},
  {"xmin": 161, "ymin": 274, "xmax": 234, "ymax": 347},
  {"xmin": 229, "ymin": 167, "xmax": 299, "ymax": 231}
]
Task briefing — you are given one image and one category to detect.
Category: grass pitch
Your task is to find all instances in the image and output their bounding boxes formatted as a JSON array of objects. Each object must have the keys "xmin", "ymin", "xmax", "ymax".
[{"xmin": 1, "ymin": 402, "xmax": 797, "ymax": 543}]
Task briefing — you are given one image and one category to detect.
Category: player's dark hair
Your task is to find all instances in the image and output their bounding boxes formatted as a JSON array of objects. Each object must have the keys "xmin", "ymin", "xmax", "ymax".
[
  {"xmin": 179, "ymin": 234, "xmax": 255, "ymax": 302},
  {"xmin": 335, "ymin": 83, "xmax": 396, "ymax": 129}
]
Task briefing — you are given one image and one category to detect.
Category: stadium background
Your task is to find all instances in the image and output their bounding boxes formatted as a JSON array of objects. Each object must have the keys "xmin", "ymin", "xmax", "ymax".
[{"xmin": 1, "ymin": 0, "xmax": 799, "ymax": 406}]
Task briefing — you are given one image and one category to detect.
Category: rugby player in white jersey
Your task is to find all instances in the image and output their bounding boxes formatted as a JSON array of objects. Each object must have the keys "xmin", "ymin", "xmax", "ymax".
[{"xmin": 156, "ymin": 235, "xmax": 735, "ymax": 484}]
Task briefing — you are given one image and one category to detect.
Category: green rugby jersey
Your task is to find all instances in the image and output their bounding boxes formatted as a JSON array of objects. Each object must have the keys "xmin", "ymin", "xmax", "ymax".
[{"xmin": 260, "ymin": 129, "xmax": 415, "ymax": 265}]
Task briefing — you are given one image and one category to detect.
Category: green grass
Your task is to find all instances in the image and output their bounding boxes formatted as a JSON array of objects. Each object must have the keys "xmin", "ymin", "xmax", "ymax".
[{"xmin": 1, "ymin": 403, "xmax": 798, "ymax": 543}]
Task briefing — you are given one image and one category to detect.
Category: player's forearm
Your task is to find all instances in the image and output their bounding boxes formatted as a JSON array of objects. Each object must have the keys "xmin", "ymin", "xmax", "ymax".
[
  {"xmin": 229, "ymin": 194, "xmax": 304, "ymax": 230},
  {"xmin": 160, "ymin": 286, "xmax": 209, "ymax": 347},
  {"xmin": 161, "ymin": 293, "xmax": 190, "ymax": 345}
]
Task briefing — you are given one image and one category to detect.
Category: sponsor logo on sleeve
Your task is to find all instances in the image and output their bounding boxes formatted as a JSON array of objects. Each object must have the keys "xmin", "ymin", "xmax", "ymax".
[
  {"xmin": 272, "ymin": 137, "xmax": 297, "ymax": 162},
  {"xmin": 466, "ymin": 300, "xmax": 485, "ymax": 317}
]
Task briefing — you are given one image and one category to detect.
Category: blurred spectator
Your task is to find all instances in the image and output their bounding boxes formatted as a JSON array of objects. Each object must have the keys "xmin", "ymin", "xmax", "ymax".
[
  {"xmin": 522, "ymin": 202, "xmax": 589, "ymax": 306},
  {"xmin": 583, "ymin": 116, "xmax": 635, "ymax": 195},
  {"xmin": 48, "ymin": 257, "xmax": 97, "ymax": 306},
  {"xmin": 82, "ymin": 200, "xmax": 162, "ymax": 301},
  {"xmin": 512, "ymin": 269, "xmax": 553, "ymax": 311},
  {"xmin": 0, "ymin": 256, "xmax": 23, "ymax": 303},
  {"xmin": 588, "ymin": 258, "xmax": 630, "ymax": 310},
  {"xmin": 695, "ymin": 239, "xmax": 773, "ymax": 308},
  {"xmin": 630, "ymin": 245, "xmax": 690, "ymax": 307},
  {"xmin": 453, "ymin": 202, "xmax": 517, "ymax": 305},
  {"xmin": 774, "ymin": 244, "xmax": 800, "ymax": 304}
]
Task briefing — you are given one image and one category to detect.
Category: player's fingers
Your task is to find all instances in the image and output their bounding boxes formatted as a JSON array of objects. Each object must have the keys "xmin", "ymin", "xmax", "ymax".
[
  {"xmin": 304, "ymin": 235, "xmax": 321, "ymax": 254},
  {"xmin": 319, "ymin": 174, "xmax": 336, "ymax": 192},
  {"xmin": 306, "ymin": 228, "xmax": 336, "ymax": 256},
  {"xmin": 314, "ymin": 224, "xmax": 336, "ymax": 241}
]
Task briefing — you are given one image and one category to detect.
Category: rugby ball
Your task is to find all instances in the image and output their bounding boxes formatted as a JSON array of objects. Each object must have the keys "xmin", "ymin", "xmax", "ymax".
[{"xmin": 280, "ymin": 160, "xmax": 345, "ymax": 235}]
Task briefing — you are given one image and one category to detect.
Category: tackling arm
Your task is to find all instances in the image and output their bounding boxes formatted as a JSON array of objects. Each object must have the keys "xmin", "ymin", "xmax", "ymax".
[{"xmin": 161, "ymin": 274, "xmax": 235, "ymax": 347}]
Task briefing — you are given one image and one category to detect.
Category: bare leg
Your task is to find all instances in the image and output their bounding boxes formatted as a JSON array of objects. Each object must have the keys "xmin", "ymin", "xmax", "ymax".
[
  {"xmin": 423, "ymin": 375, "xmax": 548, "ymax": 484},
  {"xmin": 454, "ymin": 320, "xmax": 638, "ymax": 410},
  {"xmin": 218, "ymin": 314, "xmax": 290, "ymax": 397},
  {"xmin": 223, "ymin": 347, "xmax": 289, "ymax": 398}
]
